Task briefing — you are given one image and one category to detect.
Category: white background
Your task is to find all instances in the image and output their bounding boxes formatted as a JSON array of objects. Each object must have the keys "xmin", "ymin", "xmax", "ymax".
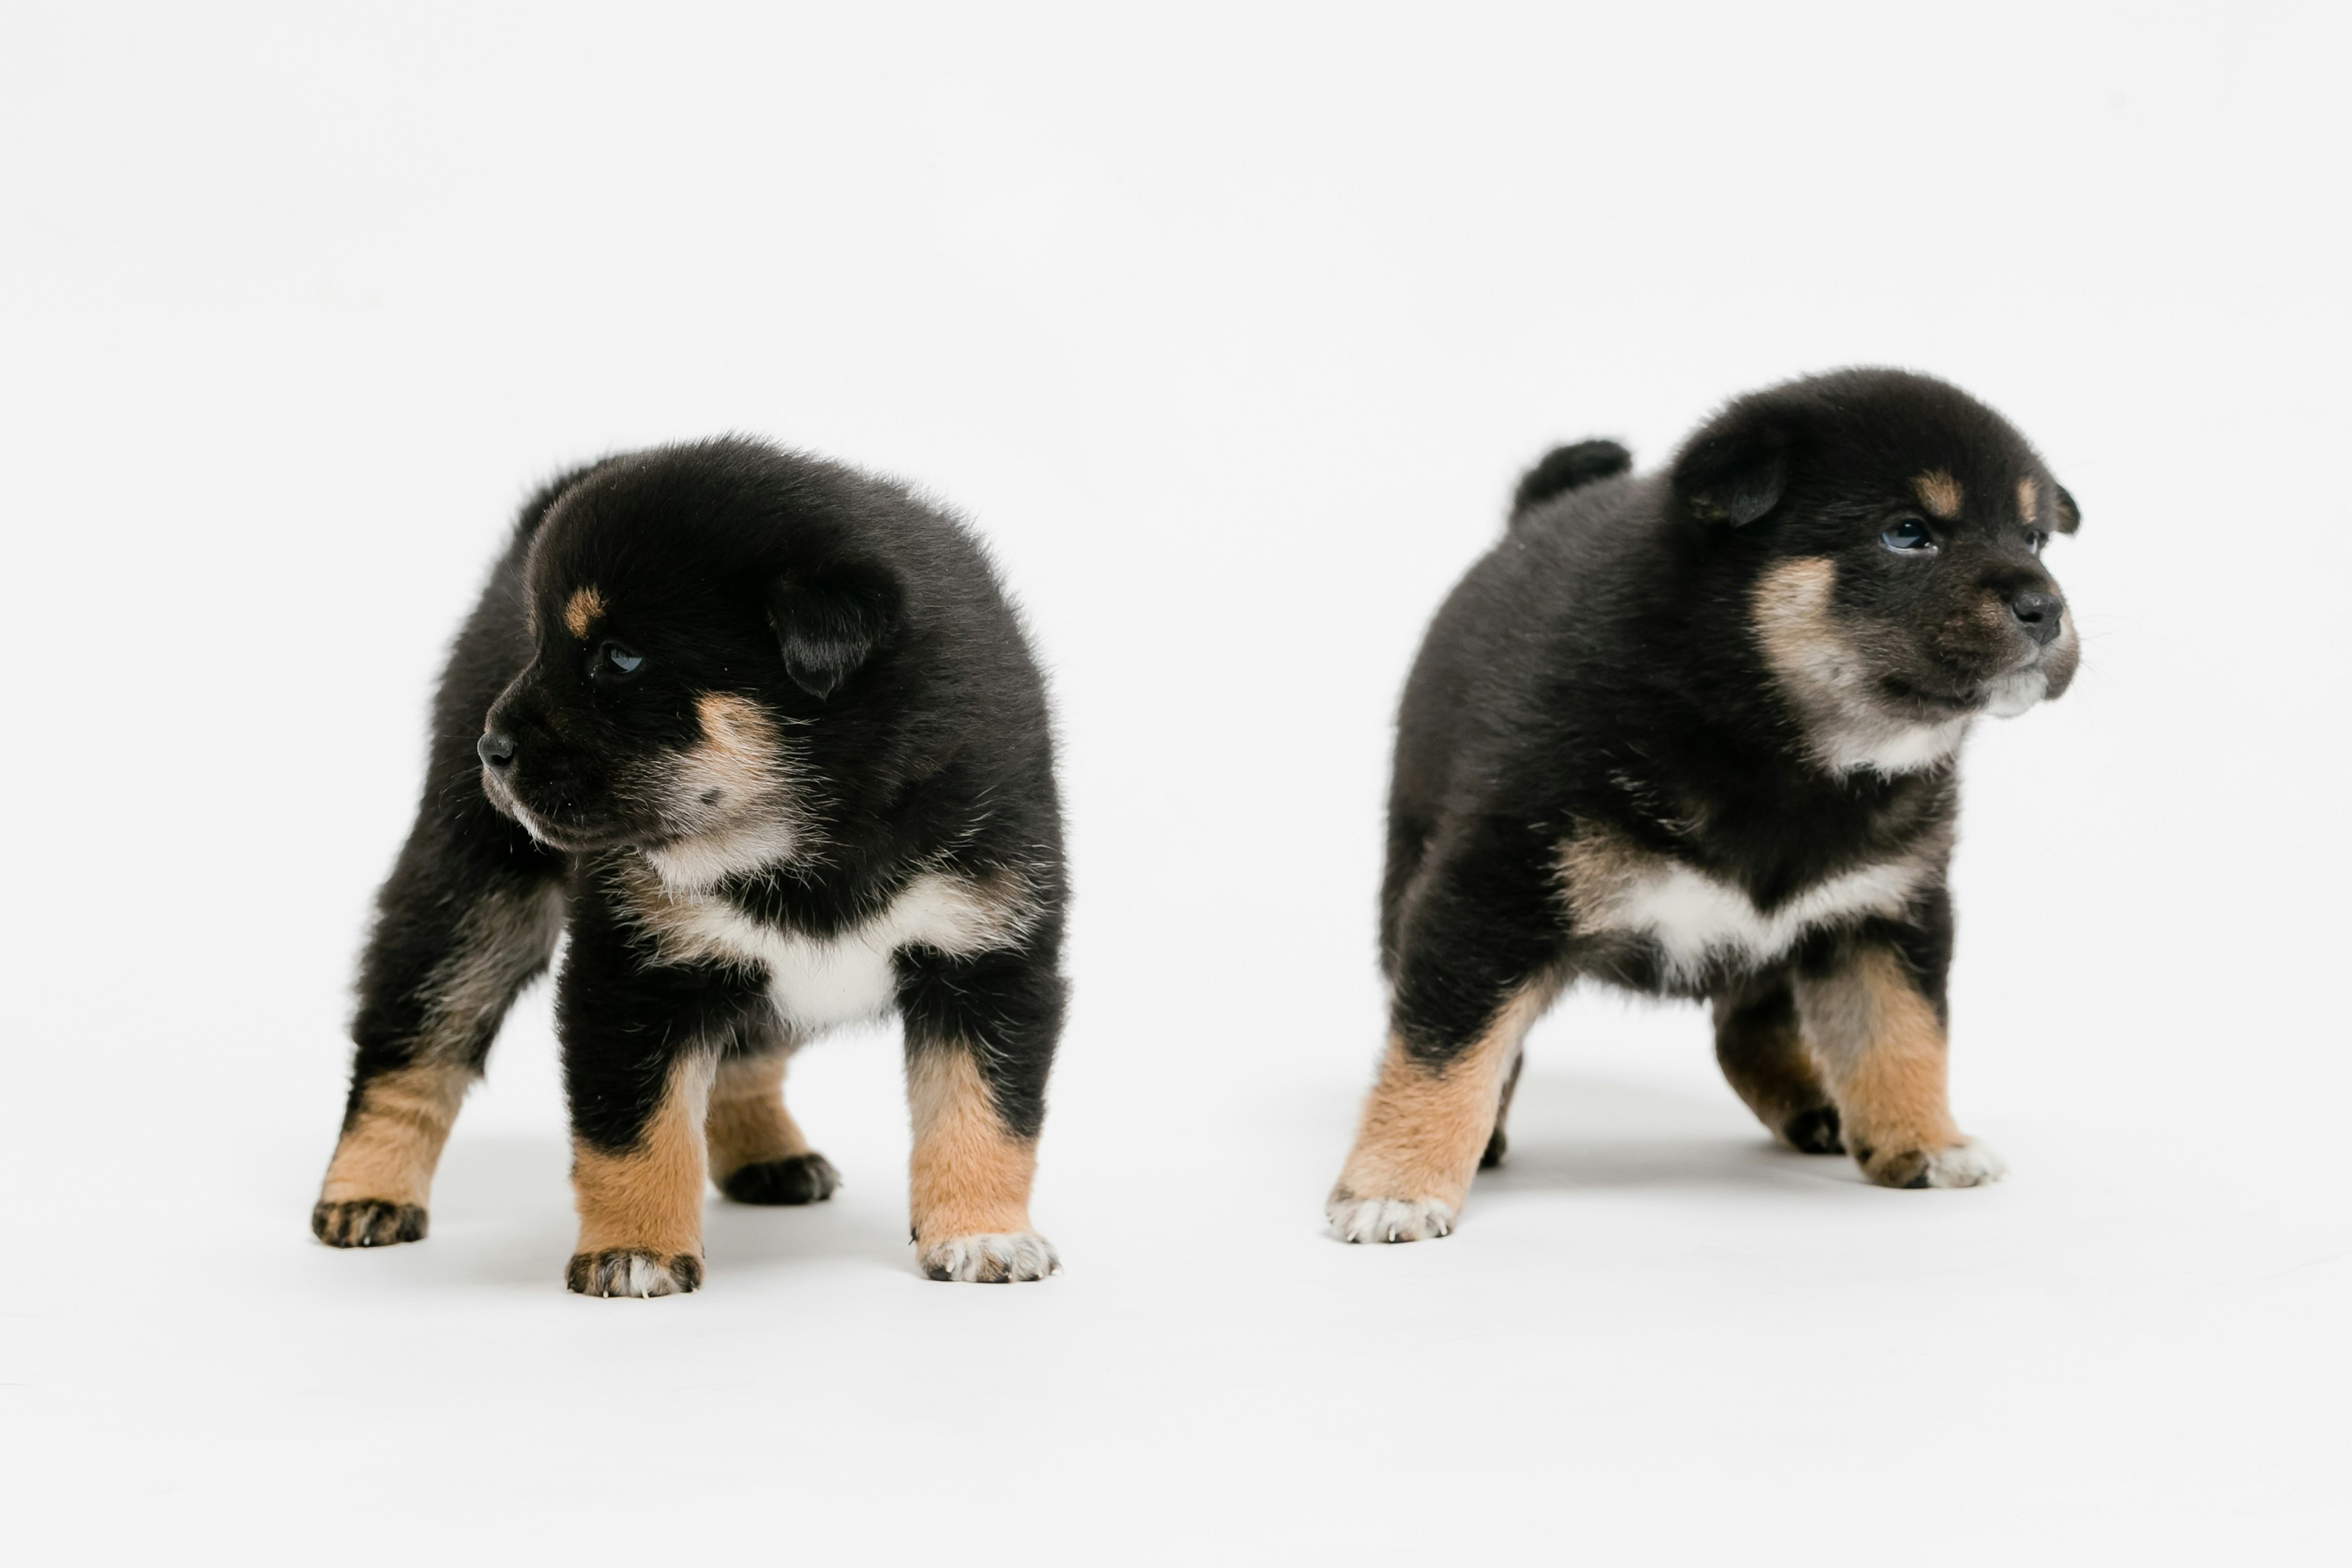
[{"xmin": 4, "ymin": 3, "xmax": 2347, "ymax": 1562}]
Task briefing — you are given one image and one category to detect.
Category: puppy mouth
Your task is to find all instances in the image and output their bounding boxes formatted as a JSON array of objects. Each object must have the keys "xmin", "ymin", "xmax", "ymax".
[
  {"xmin": 1879, "ymin": 655, "xmax": 2049, "ymax": 720},
  {"xmin": 481, "ymin": 770, "xmax": 632, "ymax": 852},
  {"xmin": 1875, "ymin": 673, "xmax": 1988, "ymax": 719}
]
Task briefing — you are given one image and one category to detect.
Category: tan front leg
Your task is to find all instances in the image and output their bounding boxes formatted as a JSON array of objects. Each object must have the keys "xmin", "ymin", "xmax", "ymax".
[
  {"xmin": 314, "ymin": 1061, "xmax": 469, "ymax": 1246},
  {"xmin": 706, "ymin": 1048, "xmax": 840, "ymax": 1205},
  {"xmin": 1795, "ymin": 948, "xmax": 2004, "ymax": 1189},
  {"xmin": 1327, "ymin": 985, "xmax": 1549, "ymax": 1243},
  {"xmin": 568, "ymin": 1052, "xmax": 715, "ymax": 1297},
  {"xmin": 906, "ymin": 1044, "xmax": 1056, "ymax": 1283}
]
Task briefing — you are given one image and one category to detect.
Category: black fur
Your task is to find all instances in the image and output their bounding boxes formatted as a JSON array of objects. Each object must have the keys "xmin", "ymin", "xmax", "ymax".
[
  {"xmin": 321, "ymin": 437, "xmax": 1066, "ymax": 1288},
  {"xmin": 1510, "ymin": 439, "xmax": 1632, "ymax": 524},
  {"xmin": 1379, "ymin": 369, "xmax": 2078, "ymax": 1176}
]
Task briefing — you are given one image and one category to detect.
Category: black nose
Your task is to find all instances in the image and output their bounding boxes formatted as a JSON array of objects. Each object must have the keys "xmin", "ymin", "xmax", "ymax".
[
  {"xmin": 2009, "ymin": 590, "xmax": 2065, "ymax": 647},
  {"xmin": 477, "ymin": 731, "xmax": 517, "ymax": 767}
]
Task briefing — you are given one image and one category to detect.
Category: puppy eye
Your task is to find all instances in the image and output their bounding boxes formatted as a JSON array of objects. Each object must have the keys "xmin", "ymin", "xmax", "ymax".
[
  {"xmin": 1880, "ymin": 518, "xmax": 1937, "ymax": 554},
  {"xmin": 2025, "ymin": 530, "xmax": 2047, "ymax": 556},
  {"xmin": 593, "ymin": 639, "xmax": 645, "ymax": 680}
]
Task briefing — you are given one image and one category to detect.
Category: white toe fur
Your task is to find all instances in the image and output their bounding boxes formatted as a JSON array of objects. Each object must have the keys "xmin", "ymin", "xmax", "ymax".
[
  {"xmin": 920, "ymin": 1232, "xmax": 1060, "ymax": 1283},
  {"xmin": 1327, "ymin": 1195, "xmax": 1457, "ymax": 1244},
  {"xmin": 1918, "ymin": 1139, "xmax": 2007, "ymax": 1188}
]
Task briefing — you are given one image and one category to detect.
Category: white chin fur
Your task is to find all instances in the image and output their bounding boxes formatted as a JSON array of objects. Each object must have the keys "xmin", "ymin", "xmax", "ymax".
[{"xmin": 1982, "ymin": 669, "xmax": 2048, "ymax": 719}]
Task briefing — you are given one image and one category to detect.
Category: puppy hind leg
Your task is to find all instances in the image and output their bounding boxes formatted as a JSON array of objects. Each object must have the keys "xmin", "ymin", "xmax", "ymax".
[
  {"xmin": 707, "ymin": 1024, "xmax": 839, "ymax": 1206},
  {"xmin": 316, "ymin": 859, "xmax": 563, "ymax": 1248},
  {"xmin": 1479, "ymin": 1046, "xmax": 1527, "ymax": 1170},
  {"xmin": 1713, "ymin": 973, "xmax": 1844, "ymax": 1154},
  {"xmin": 1329, "ymin": 985, "xmax": 1550, "ymax": 1243}
]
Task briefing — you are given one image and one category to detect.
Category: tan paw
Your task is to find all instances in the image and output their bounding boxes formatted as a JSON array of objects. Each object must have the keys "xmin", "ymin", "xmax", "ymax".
[
  {"xmin": 565, "ymin": 1248, "xmax": 703, "ymax": 1297},
  {"xmin": 918, "ymin": 1232, "xmax": 1060, "ymax": 1283},
  {"xmin": 312, "ymin": 1199, "xmax": 428, "ymax": 1248}
]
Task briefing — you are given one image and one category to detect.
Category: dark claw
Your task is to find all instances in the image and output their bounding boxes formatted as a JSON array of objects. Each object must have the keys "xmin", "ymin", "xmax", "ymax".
[{"xmin": 312, "ymin": 1200, "xmax": 428, "ymax": 1248}]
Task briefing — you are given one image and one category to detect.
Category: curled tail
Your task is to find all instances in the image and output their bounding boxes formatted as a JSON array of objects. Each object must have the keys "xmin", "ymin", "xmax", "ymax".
[{"xmin": 1509, "ymin": 439, "xmax": 1632, "ymax": 527}]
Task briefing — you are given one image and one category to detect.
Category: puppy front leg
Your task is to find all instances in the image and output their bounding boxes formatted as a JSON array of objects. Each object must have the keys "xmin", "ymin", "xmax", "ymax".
[
  {"xmin": 1795, "ymin": 944, "xmax": 2004, "ymax": 1189},
  {"xmin": 556, "ymin": 903, "xmax": 751, "ymax": 1297},
  {"xmin": 566, "ymin": 1048, "xmax": 716, "ymax": 1297},
  {"xmin": 897, "ymin": 946, "xmax": 1063, "ymax": 1283}
]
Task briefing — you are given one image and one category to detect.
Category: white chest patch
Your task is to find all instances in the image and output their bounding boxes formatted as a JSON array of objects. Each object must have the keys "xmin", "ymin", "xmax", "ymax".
[
  {"xmin": 632, "ymin": 872, "xmax": 1029, "ymax": 1031},
  {"xmin": 1557, "ymin": 829, "xmax": 1932, "ymax": 984}
]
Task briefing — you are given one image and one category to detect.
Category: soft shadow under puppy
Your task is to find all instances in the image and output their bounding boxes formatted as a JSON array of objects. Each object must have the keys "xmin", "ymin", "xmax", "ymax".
[{"xmin": 1477, "ymin": 1072, "xmax": 1866, "ymax": 1192}]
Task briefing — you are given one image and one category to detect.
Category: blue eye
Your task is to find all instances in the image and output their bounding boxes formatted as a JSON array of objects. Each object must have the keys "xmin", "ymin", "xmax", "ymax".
[
  {"xmin": 597, "ymin": 640, "xmax": 644, "ymax": 677},
  {"xmin": 1881, "ymin": 518, "xmax": 1936, "ymax": 554}
]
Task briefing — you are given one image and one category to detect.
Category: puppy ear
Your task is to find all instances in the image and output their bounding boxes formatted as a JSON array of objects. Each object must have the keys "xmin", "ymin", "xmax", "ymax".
[
  {"xmin": 2050, "ymin": 484, "xmax": 2081, "ymax": 534},
  {"xmin": 1672, "ymin": 419, "xmax": 1789, "ymax": 527},
  {"xmin": 766, "ymin": 559, "xmax": 900, "ymax": 701}
]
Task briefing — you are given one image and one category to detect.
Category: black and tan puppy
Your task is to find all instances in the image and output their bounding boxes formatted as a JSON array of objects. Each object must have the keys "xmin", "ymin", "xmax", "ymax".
[
  {"xmin": 1331, "ymin": 369, "xmax": 2079, "ymax": 1242},
  {"xmin": 314, "ymin": 439, "xmax": 1066, "ymax": 1294}
]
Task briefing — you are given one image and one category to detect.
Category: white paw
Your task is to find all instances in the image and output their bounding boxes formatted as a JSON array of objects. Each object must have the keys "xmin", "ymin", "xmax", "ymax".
[
  {"xmin": 1916, "ymin": 1139, "xmax": 2007, "ymax": 1188},
  {"xmin": 919, "ymin": 1232, "xmax": 1060, "ymax": 1283},
  {"xmin": 1326, "ymin": 1194, "xmax": 1457, "ymax": 1244}
]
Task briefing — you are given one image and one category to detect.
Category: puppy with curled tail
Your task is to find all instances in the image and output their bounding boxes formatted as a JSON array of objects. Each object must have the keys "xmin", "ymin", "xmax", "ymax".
[{"xmin": 1335, "ymin": 369, "xmax": 2079, "ymax": 1242}]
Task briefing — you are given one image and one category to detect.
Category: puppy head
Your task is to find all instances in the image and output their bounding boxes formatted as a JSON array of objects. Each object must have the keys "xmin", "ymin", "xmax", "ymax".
[
  {"xmin": 1672, "ymin": 369, "xmax": 2080, "ymax": 773},
  {"xmin": 477, "ymin": 440, "xmax": 902, "ymax": 876}
]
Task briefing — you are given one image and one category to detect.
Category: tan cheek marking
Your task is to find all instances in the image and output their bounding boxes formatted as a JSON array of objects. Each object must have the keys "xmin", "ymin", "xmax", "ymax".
[
  {"xmin": 704, "ymin": 1049, "xmax": 814, "ymax": 1179},
  {"xmin": 906, "ymin": 1047, "xmax": 1037, "ymax": 1243},
  {"xmin": 1795, "ymin": 948, "xmax": 1959, "ymax": 1177},
  {"xmin": 571, "ymin": 1052, "xmax": 714, "ymax": 1260},
  {"xmin": 685, "ymin": 693, "xmax": 785, "ymax": 802},
  {"xmin": 562, "ymin": 586, "xmax": 607, "ymax": 640},
  {"xmin": 1333, "ymin": 984, "xmax": 1552, "ymax": 1210},
  {"xmin": 1912, "ymin": 470, "xmax": 1964, "ymax": 519},
  {"xmin": 2016, "ymin": 478, "xmax": 2040, "ymax": 526},
  {"xmin": 1749, "ymin": 557, "xmax": 1854, "ymax": 687},
  {"xmin": 318, "ymin": 1063, "xmax": 469, "ymax": 1208}
]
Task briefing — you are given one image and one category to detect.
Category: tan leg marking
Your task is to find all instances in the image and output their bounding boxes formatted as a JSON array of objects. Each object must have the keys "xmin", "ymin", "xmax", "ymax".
[
  {"xmin": 568, "ymin": 1052, "xmax": 714, "ymax": 1297},
  {"xmin": 1327, "ymin": 984, "xmax": 1552, "ymax": 1242},
  {"xmin": 1713, "ymin": 982, "xmax": 1843, "ymax": 1153},
  {"xmin": 314, "ymin": 1062, "xmax": 467, "ymax": 1244},
  {"xmin": 906, "ymin": 1046, "xmax": 1056, "ymax": 1282},
  {"xmin": 1912, "ymin": 470, "xmax": 1963, "ymax": 519},
  {"xmin": 706, "ymin": 1051, "xmax": 813, "ymax": 1175},
  {"xmin": 562, "ymin": 585, "xmax": 606, "ymax": 639},
  {"xmin": 1795, "ymin": 949, "xmax": 2002, "ymax": 1188},
  {"xmin": 2016, "ymin": 477, "xmax": 2041, "ymax": 526},
  {"xmin": 707, "ymin": 1047, "xmax": 841, "ymax": 1205},
  {"xmin": 313, "ymin": 884, "xmax": 563, "ymax": 1247}
]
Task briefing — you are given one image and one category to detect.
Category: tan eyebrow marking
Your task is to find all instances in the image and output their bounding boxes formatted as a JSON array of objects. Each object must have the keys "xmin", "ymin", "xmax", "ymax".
[
  {"xmin": 1911, "ymin": 471, "xmax": 1963, "ymax": 519},
  {"xmin": 562, "ymin": 586, "xmax": 607, "ymax": 640},
  {"xmin": 2016, "ymin": 477, "xmax": 2041, "ymax": 526}
]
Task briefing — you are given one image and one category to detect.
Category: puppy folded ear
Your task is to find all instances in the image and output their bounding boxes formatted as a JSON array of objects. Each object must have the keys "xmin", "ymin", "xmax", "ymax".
[
  {"xmin": 766, "ymin": 559, "xmax": 901, "ymax": 701},
  {"xmin": 2050, "ymin": 483, "xmax": 2081, "ymax": 534},
  {"xmin": 1672, "ymin": 418, "xmax": 1789, "ymax": 527}
]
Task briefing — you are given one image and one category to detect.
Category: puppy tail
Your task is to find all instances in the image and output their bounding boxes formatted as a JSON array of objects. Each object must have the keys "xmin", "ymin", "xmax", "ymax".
[{"xmin": 1509, "ymin": 440, "xmax": 1632, "ymax": 527}]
